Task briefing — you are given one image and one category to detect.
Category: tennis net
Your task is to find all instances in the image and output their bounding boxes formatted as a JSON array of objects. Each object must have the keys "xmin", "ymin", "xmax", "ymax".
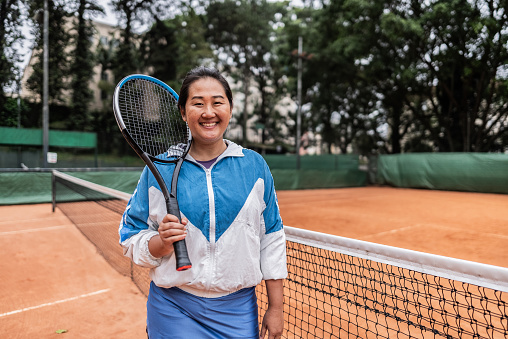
[{"xmin": 52, "ymin": 170, "xmax": 508, "ymax": 338}]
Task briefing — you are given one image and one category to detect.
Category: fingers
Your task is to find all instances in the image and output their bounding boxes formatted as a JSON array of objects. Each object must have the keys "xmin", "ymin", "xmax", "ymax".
[
  {"xmin": 260, "ymin": 327, "xmax": 282, "ymax": 339},
  {"xmin": 259, "ymin": 325, "xmax": 266, "ymax": 339},
  {"xmin": 266, "ymin": 330, "xmax": 281, "ymax": 339},
  {"xmin": 158, "ymin": 214, "xmax": 187, "ymax": 246},
  {"xmin": 162, "ymin": 213, "xmax": 184, "ymax": 223},
  {"xmin": 259, "ymin": 314, "xmax": 283, "ymax": 339}
]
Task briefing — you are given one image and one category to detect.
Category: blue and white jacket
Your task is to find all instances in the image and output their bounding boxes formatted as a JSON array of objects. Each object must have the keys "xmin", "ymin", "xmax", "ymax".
[{"xmin": 119, "ymin": 141, "xmax": 287, "ymax": 298}]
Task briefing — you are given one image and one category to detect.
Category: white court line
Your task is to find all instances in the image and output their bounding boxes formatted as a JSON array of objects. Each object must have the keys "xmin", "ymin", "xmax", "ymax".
[
  {"xmin": 432, "ymin": 224, "xmax": 508, "ymax": 241},
  {"xmin": 361, "ymin": 224, "xmax": 423, "ymax": 239},
  {"xmin": 362, "ymin": 223, "xmax": 508, "ymax": 241},
  {"xmin": 0, "ymin": 289, "xmax": 110, "ymax": 318},
  {"xmin": 0, "ymin": 225, "xmax": 70, "ymax": 236},
  {"xmin": 0, "ymin": 216, "xmax": 66, "ymax": 225}
]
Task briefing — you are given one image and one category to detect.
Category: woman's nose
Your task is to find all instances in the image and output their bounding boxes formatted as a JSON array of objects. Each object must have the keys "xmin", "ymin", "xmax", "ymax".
[{"xmin": 201, "ymin": 104, "xmax": 215, "ymax": 117}]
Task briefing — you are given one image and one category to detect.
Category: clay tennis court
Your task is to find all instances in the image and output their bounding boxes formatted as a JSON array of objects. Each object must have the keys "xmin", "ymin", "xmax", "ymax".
[{"xmin": 1, "ymin": 186, "xmax": 507, "ymax": 338}]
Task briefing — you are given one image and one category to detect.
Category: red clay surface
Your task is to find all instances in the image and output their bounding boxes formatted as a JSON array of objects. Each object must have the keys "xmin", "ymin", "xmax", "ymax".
[
  {"xmin": 0, "ymin": 204, "xmax": 147, "ymax": 338},
  {"xmin": 278, "ymin": 187, "xmax": 508, "ymax": 268},
  {"xmin": 1, "ymin": 186, "xmax": 507, "ymax": 338}
]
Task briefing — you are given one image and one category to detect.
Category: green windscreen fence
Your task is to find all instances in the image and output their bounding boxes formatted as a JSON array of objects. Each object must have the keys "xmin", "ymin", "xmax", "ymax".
[
  {"xmin": 263, "ymin": 154, "xmax": 360, "ymax": 170},
  {"xmin": 376, "ymin": 153, "xmax": 508, "ymax": 194},
  {"xmin": 264, "ymin": 154, "xmax": 366, "ymax": 190},
  {"xmin": 271, "ymin": 169, "xmax": 366, "ymax": 190},
  {"xmin": 0, "ymin": 127, "xmax": 98, "ymax": 168},
  {"xmin": 1, "ymin": 154, "xmax": 367, "ymax": 205},
  {"xmin": 0, "ymin": 127, "xmax": 97, "ymax": 148},
  {"xmin": 0, "ymin": 169, "xmax": 142, "ymax": 205},
  {"xmin": 3, "ymin": 153, "xmax": 507, "ymax": 205}
]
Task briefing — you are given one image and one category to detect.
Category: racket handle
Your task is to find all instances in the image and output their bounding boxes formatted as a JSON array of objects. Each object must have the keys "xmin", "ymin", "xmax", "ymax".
[
  {"xmin": 174, "ymin": 239, "xmax": 192, "ymax": 271},
  {"xmin": 166, "ymin": 198, "xmax": 192, "ymax": 271}
]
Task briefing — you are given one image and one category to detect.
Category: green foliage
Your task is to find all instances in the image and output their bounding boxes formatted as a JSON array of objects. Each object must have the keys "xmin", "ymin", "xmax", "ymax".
[
  {"xmin": 292, "ymin": 0, "xmax": 508, "ymax": 154},
  {"xmin": 206, "ymin": 0, "xmax": 289, "ymax": 145},
  {"xmin": 418, "ymin": 0, "xmax": 508, "ymax": 152},
  {"xmin": 111, "ymin": 0, "xmax": 157, "ymax": 80},
  {"xmin": 4, "ymin": 0, "xmax": 508, "ymax": 157},
  {"xmin": 0, "ymin": 96, "xmax": 29, "ymax": 127},
  {"xmin": 172, "ymin": 9, "xmax": 214, "ymax": 82},
  {"xmin": 27, "ymin": 0, "xmax": 72, "ymax": 105},
  {"xmin": 95, "ymin": 33, "xmax": 117, "ymax": 108},
  {"xmin": 141, "ymin": 19, "xmax": 178, "ymax": 82},
  {"xmin": 68, "ymin": 0, "xmax": 104, "ymax": 131},
  {"xmin": 141, "ymin": 9, "xmax": 213, "ymax": 88},
  {"xmin": 0, "ymin": 0, "xmax": 25, "ymax": 106}
]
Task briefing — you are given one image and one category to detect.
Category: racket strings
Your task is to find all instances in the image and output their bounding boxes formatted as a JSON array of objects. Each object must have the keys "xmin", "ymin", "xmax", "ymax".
[{"xmin": 118, "ymin": 79, "xmax": 188, "ymax": 160}]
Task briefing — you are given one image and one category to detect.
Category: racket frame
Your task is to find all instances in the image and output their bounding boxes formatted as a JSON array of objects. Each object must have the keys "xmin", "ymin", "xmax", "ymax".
[{"xmin": 113, "ymin": 74, "xmax": 192, "ymax": 271}]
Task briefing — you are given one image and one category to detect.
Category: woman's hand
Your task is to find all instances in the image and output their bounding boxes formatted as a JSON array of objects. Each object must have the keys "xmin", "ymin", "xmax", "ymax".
[
  {"xmin": 260, "ymin": 279, "xmax": 284, "ymax": 338},
  {"xmin": 159, "ymin": 214, "xmax": 188, "ymax": 246},
  {"xmin": 148, "ymin": 214, "xmax": 188, "ymax": 258},
  {"xmin": 260, "ymin": 305, "xmax": 284, "ymax": 339}
]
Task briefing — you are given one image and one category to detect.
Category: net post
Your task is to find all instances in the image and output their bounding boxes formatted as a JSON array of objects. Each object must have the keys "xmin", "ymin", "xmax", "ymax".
[{"xmin": 51, "ymin": 170, "xmax": 56, "ymax": 212}]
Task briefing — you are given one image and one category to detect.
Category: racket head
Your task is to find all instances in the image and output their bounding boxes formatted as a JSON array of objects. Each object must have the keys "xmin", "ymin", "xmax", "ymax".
[{"xmin": 113, "ymin": 74, "xmax": 191, "ymax": 163}]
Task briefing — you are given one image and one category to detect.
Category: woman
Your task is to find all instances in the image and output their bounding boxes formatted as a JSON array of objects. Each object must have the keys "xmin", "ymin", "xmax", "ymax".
[{"xmin": 119, "ymin": 66, "xmax": 287, "ymax": 339}]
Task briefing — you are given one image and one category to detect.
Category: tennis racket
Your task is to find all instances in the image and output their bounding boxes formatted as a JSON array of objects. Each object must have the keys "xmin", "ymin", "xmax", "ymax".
[{"xmin": 113, "ymin": 74, "xmax": 192, "ymax": 271}]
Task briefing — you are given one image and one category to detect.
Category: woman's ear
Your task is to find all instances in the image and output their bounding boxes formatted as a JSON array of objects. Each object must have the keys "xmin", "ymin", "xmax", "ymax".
[{"xmin": 180, "ymin": 108, "xmax": 187, "ymax": 122}]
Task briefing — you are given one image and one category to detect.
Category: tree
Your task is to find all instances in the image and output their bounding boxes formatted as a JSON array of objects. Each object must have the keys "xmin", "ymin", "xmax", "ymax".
[
  {"xmin": 416, "ymin": 0, "xmax": 508, "ymax": 152},
  {"xmin": 141, "ymin": 18, "xmax": 178, "ymax": 82},
  {"xmin": 140, "ymin": 7, "xmax": 213, "ymax": 88},
  {"xmin": 95, "ymin": 29, "xmax": 117, "ymax": 103},
  {"xmin": 92, "ymin": 35, "xmax": 125, "ymax": 156},
  {"xmin": 171, "ymin": 8, "xmax": 214, "ymax": 82},
  {"xmin": 291, "ymin": 1, "xmax": 375, "ymax": 154},
  {"xmin": 244, "ymin": 1, "xmax": 288, "ymax": 146},
  {"xmin": 68, "ymin": 0, "xmax": 104, "ymax": 130},
  {"xmin": 0, "ymin": 0, "xmax": 25, "ymax": 118},
  {"xmin": 206, "ymin": 0, "xmax": 286, "ymax": 146},
  {"xmin": 27, "ymin": 0, "xmax": 71, "ymax": 105},
  {"xmin": 67, "ymin": 0, "xmax": 104, "ymax": 130},
  {"xmin": 364, "ymin": 1, "xmax": 425, "ymax": 154},
  {"xmin": 111, "ymin": 0, "xmax": 158, "ymax": 80},
  {"xmin": 0, "ymin": 96, "xmax": 30, "ymax": 127},
  {"xmin": 293, "ymin": 0, "xmax": 508, "ymax": 154},
  {"xmin": 308, "ymin": 0, "xmax": 426, "ymax": 154},
  {"xmin": 348, "ymin": 0, "xmax": 508, "ymax": 153}
]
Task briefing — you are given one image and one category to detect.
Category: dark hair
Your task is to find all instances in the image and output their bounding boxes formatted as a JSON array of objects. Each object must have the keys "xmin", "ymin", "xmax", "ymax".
[{"xmin": 178, "ymin": 66, "xmax": 233, "ymax": 112}]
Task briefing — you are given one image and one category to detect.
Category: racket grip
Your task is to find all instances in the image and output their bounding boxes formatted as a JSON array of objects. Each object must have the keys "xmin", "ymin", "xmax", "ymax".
[
  {"xmin": 173, "ymin": 239, "xmax": 192, "ymax": 271},
  {"xmin": 167, "ymin": 192, "xmax": 191, "ymax": 271}
]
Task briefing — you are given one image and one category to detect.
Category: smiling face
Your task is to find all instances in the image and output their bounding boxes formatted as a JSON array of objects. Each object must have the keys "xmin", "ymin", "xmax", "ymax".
[{"xmin": 181, "ymin": 77, "xmax": 232, "ymax": 153}]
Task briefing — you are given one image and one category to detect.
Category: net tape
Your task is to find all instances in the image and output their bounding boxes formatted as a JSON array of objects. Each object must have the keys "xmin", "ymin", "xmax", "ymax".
[{"xmin": 52, "ymin": 170, "xmax": 508, "ymax": 338}]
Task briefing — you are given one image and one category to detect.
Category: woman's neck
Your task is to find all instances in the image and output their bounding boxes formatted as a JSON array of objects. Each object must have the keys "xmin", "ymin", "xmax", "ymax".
[{"xmin": 189, "ymin": 140, "xmax": 228, "ymax": 161}]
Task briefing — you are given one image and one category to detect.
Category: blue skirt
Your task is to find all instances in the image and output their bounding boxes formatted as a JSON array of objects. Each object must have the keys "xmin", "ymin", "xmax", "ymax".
[{"xmin": 146, "ymin": 282, "xmax": 259, "ymax": 339}]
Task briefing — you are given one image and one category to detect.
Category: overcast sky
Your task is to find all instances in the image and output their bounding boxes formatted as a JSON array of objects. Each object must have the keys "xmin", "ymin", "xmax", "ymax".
[{"xmin": 95, "ymin": 0, "xmax": 117, "ymax": 26}]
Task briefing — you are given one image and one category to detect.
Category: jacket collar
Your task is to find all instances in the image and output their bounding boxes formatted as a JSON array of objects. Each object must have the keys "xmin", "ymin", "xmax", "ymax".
[
  {"xmin": 221, "ymin": 139, "xmax": 244, "ymax": 158},
  {"xmin": 185, "ymin": 139, "xmax": 244, "ymax": 164}
]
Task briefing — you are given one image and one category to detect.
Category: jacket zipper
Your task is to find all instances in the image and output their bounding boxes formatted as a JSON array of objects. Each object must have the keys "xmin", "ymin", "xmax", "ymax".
[{"xmin": 205, "ymin": 168, "xmax": 216, "ymax": 292}]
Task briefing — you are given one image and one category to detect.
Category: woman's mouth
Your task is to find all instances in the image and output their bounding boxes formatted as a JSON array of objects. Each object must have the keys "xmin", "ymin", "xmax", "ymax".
[{"xmin": 200, "ymin": 122, "xmax": 218, "ymax": 127}]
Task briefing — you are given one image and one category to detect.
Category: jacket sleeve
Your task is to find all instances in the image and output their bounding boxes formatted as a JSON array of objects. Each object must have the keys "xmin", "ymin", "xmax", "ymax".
[
  {"xmin": 260, "ymin": 160, "xmax": 288, "ymax": 280},
  {"xmin": 119, "ymin": 167, "xmax": 162, "ymax": 268}
]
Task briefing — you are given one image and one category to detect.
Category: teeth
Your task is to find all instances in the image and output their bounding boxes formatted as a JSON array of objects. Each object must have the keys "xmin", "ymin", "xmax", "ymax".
[{"xmin": 201, "ymin": 122, "xmax": 217, "ymax": 127}]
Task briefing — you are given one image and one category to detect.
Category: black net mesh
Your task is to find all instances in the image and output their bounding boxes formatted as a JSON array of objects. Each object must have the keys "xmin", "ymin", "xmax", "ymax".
[{"xmin": 256, "ymin": 242, "xmax": 508, "ymax": 338}]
